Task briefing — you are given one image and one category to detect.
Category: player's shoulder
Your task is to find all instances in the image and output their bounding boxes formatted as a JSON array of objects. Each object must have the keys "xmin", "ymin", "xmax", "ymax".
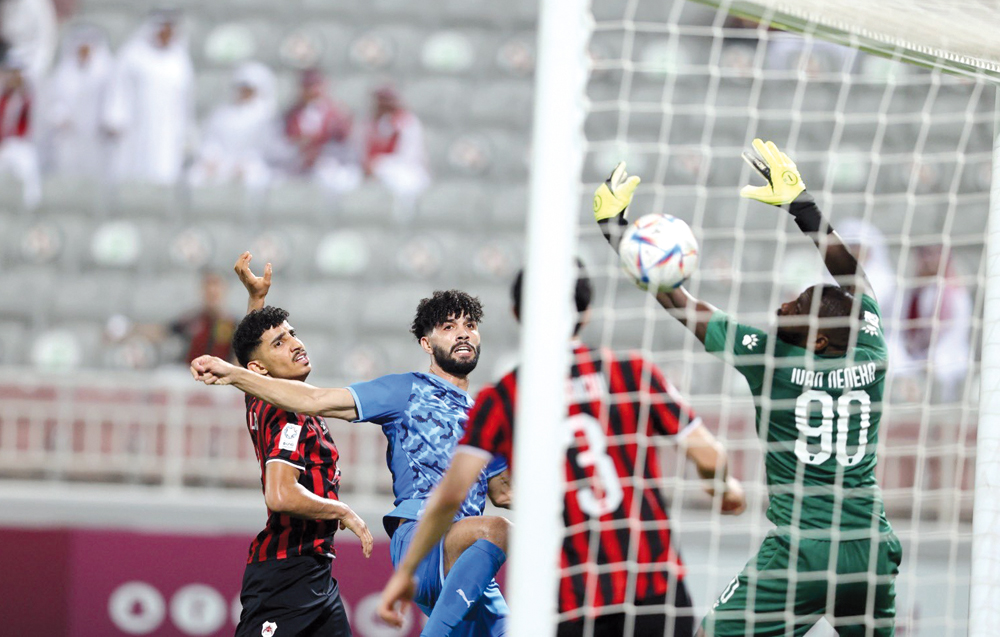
[
  {"xmin": 367, "ymin": 371, "xmax": 420, "ymax": 391},
  {"xmin": 855, "ymin": 293, "xmax": 888, "ymax": 351},
  {"xmin": 575, "ymin": 343, "xmax": 629, "ymax": 369},
  {"xmin": 245, "ymin": 393, "xmax": 292, "ymax": 423},
  {"xmin": 857, "ymin": 292, "xmax": 882, "ymax": 318},
  {"xmin": 473, "ymin": 369, "xmax": 518, "ymax": 406}
]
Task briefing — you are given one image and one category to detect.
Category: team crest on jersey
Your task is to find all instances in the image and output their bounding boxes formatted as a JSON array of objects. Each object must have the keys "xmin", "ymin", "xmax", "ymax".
[
  {"xmin": 250, "ymin": 411, "xmax": 258, "ymax": 432},
  {"xmin": 278, "ymin": 423, "xmax": 301, "ymax": 451},
  {"xmin": 862, "ymin": 311, "xmax": 881, "ymax": 336},
  {"xmin": 742, "ymin": 334, "xmax": 759, "ymax": 350},
  {"xmin": 261, "ymin": 621, "xmax": 277, "ymax": 636}
]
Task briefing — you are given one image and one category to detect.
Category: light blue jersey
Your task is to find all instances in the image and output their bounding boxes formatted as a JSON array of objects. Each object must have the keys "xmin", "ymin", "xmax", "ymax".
[{"xmin": 348, "ymin": 372, "xmax": 507, "ymax": 532}]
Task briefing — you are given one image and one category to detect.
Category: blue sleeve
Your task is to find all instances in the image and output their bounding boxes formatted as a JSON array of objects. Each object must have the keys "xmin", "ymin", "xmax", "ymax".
[
  {"xmin": 347, "ymin": 373, "xmax": 414, "ymax": 424},
  {"xmin": 484, "ymin": 454, "xmax": 508, "ymax": 480}
]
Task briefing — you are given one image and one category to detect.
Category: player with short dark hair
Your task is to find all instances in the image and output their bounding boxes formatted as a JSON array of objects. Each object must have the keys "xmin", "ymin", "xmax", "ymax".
[
  {"xmin": 222, "ymin": 263, "xmax": 373, "ymax": 637},
  {"xmin": 594, "ymin": 140, "xmax": 902, "ymax": 636},
  {"xmin": 192, "ymin": 254, "xmax": 511, "ymax": 636},
  {"xmin": 378, "ymin": 260, "xmax": 747, "ymax": 637}
]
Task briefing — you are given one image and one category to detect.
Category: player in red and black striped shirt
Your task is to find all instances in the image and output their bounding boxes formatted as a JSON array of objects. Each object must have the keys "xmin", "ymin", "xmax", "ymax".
[
  {"xmin": 223, "ymin": 288, "xmax": 373, "ymax": 636},
  {"xmin": 380, "ymin": 262, "xmax": 746, "ymax": 636}
]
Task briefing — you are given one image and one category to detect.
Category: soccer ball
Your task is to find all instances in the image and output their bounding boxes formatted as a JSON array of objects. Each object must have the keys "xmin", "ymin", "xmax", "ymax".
[{"xmin": 618, "ymin": 214, "xmax": 699, "ymax": 292}]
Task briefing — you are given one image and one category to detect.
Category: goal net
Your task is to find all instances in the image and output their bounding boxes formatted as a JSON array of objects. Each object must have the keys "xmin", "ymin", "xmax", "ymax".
[{"xmin": 514, "ymin": 0, "xmax": 998, "ymax": 634}]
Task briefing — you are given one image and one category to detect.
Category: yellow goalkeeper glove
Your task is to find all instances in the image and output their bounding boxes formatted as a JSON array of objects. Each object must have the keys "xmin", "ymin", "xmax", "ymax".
[
  {"xmin": 740, "ymin": 138, "xmax": 806, "ymax": 206},
  {"xmin": 593, "ymin": 162, "xmax": 640, "ymax": 222}
]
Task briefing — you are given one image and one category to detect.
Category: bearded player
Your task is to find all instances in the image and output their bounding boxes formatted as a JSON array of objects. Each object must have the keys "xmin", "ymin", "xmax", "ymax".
[
  {"xmin": 594, "ymin": 139, "xmax": 902, "ymax": 636},
  {"xmin": 378, "ymin": 261, "xmax": 747, "ymax": 636},
  {"xmin": 192, "ymin": 265, "xmax": 511, "ymax": 636}
]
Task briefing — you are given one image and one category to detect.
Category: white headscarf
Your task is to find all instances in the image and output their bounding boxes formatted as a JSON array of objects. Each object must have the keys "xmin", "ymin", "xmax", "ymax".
[
  {"xmin": 1, "ymin": 0, "xmax": 57, "ymax": 84},
  {"xmin": 47, "ymin": 24, "xmax": 113, "ymax": 127},
  {"xmin": 200, "ymin": 61, "xmax": 277, "ymax": 157},
  {"xmin": 103, "ymin": 9, "xmax": 194, "ymax": 183}
]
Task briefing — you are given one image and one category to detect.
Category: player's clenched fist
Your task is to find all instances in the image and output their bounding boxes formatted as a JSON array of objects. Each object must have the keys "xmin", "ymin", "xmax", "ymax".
[
  {"xmin": 190, "ymin": 355, "xmax": 238, "ymax": 385},
  {"xmin": 377, "ymin": 571, "xmax": 417, "ymax": 628},
  {"xmin": 720, "ymin": 476, "xmax": 747, "ymax": 516}
]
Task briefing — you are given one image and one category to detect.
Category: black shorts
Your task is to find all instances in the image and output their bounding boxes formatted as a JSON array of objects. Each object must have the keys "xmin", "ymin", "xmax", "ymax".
[
  {"xmin": 236, "ymin": 555, "xmax": 351, "ymax": 637},
  {"xmin": 556, "ymin": 578, "xmax": 695, "ymax": 637}
]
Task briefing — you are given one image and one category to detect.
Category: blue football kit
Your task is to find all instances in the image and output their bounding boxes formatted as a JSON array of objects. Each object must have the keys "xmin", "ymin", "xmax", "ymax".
[{"xmin": 348, "ymin": 372, "xmax": 508, "ymax": 636}]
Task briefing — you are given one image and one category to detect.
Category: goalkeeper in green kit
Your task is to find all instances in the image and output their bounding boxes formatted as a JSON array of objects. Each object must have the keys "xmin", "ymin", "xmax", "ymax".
[{"xmin": 594, "ymin": 139, "xmax": 901, "ymax": 636}]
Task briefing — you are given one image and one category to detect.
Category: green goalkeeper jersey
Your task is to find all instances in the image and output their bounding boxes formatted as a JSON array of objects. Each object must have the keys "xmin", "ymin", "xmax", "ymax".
[{"xmin": 705, "ymin": 293, "xmax": 892, "ymax": 537}]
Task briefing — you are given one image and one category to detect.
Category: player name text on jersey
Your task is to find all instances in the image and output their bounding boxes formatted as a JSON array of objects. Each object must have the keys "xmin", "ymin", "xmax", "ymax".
[{"xmin": 789, "ymin": 362, "xmax": 878, "ymax": 390}]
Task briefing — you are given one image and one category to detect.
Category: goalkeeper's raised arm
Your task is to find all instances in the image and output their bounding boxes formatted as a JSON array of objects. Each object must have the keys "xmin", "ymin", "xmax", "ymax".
[
  {"xmin": 740, "ymin": 138, "xmax": 875, "ymax": 299},
  {"xmin": 592, "ymin": 162, "xmax": 719, "ymax": 344}
]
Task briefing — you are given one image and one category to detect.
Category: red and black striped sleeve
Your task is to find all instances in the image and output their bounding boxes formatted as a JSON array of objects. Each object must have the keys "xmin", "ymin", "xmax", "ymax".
[
  {"xmin": 250, "ymin": 395, "xmax": 307, "ymax": 470},
  {"xmin": 631, "ymin": 356, "xmax": 700, "ymax": 438},
  {"xmin": 458, "ymin": 373, "xmax": 516, "ymax": 465}
]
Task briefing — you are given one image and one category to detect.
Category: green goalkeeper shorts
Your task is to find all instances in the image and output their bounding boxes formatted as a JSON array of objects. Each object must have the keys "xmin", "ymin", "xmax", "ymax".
[{"xmin": 702, "ymin": 531, "xmax": 902, "ymax": 637}]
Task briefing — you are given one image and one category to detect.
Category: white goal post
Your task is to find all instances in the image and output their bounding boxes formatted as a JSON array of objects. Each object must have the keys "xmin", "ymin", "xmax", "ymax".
[
  {"xmin": 972, "ymin": 126, "xmax": 1000, "ymax": 636},
  {"xmin": 508, "ymin": 0, "xmax": 590, "ymax": 634},
  {"xmin": 516, "ymin": 0, "xmax": 1000, "ymax": 634}
]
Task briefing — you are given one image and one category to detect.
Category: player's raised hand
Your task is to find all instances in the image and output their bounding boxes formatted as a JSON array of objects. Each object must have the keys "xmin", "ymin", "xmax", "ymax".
[
  {"xmin": 234, "ymin": 251, "xmax": 272, "ymax": 302},
  {"xmin": 377, "ymin": 570, "xmax": 417, "ymax": 628},
  {"xmin": 594, "ymin": 161, "xmax": 641, "ymax": 222},
  {"xmin": 740, "ymin": 138, "xmax": 806, "ymax": 206},
  {"xmin": 720, "ymin": 476, "xmax": 747, "ymax": 516},
  {"xmin": 190, "ymin": 355, "xmax": 238, "ymax": 385},
  {"xmin": 338, "ymin": 507, "xmax": 374, "ymax": 558}
]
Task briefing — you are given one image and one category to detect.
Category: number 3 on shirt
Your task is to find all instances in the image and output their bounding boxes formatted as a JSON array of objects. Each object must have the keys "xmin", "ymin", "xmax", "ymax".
[
  {"xmin": 794, "ymin": 389, "xmax": 872, "ymax": 467},
  {"xmin": 566, "ymin": 414, "xmax": 624, "ymax": 517}
]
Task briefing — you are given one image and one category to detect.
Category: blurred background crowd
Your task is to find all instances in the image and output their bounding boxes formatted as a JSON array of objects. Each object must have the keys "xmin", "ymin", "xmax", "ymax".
[
  {"xmin": 0, "ymin": 0, "xmax": 985, "ymax": 411},
  {"xmin": 1, "ymin": 6, "xmax": 430, "ymax": 212},
  {"xmin": 0, "ymin": 3, "xmax": 986, "ymax": 633}
]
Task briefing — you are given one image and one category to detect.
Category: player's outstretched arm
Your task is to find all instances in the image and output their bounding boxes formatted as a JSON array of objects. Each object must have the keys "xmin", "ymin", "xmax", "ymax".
[
  {"xmin": 264, "ymin": 461, "xmax": 373, "ymax": 557},
  {"xmin": 741, "ymin": 139, "xmax": 874, "ymax": 298},
  {"xmin": 594, "ymin": 164, "xmax": 719, "ymax": 343},
  {"xmin": 679, "ymin": 424, "xmax": 746, "ymax": 515},
  {"xmin": 653, "ymin": 288, "xmax": 717, "ymax": 344},
  {"xmin": 235, "ymin": 251, "xmax": 272, "ymax": 314},
  {"xmin": 190, "ymin": 355, "xmax": 359, "ymax": 421},
  {"xmin": 377, "ymin": 450, "xmax": 490, "ymax": 628}
]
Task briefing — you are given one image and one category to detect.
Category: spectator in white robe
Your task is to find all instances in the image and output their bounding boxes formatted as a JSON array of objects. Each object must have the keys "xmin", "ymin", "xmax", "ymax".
[
  {"xmin": 104, "ymin": 10, "xmax": 193, "ymax": 185},
  {"xmin": 1, "ymin": 0, "xmax": 57, "ymax": 85},
  {"xmin": 44, "ymin": 24, "xmax": 113, "ymax": 177},
  {"xmin": 359, "ymin": 85, "xmax": 430, "ymax": 219},
  {"xmin": 903, "ymin": 244, "xmax": 973, "ymax": 404},
  {"xmin": 188, "ymin": 61, "xmax": 276, "ymax": 191},
  {"xmin": 836, "ymin": 218, "xmax": 917, "ymax": 398},
  {"xmin": 0, "ymin": 51, "xmax": 41, "ymax": 208}
]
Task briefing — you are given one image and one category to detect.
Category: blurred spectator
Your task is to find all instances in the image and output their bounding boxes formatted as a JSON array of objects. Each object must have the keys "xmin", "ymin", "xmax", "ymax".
[
  {"xmin": 189, "ymin": 61, "xmax": 277, "ymax": 191},
  {"xmin": 107, "ymin": 272, "xmax": 237, "ymax": 366},
  {"xmin": 1, "ymin": 0, "xmax": 57, "ymax": 84},
  {"xmin": 281, "ymin": 68, "xmax": 355, "ymax": 187},
  {"xmin": 0, "ymin": 51, "xmax": 41, "ymax": 208},
  {"xmin": 104, "ymin": 9, "xmax": 194, "ymax": 185},
  {"xmin": 765, "ymin": 32, "xmax": 858, "ymax": 76},
  {"xmin": 837, "ymin": 219, "xmax": 900, "ymax": 323},
  {"xmin": 837, "ymin": 219, "xmax": 915, "ymax": 395},
  {"xmin": 360, "ymin": 84, "xmax": 430, "ymax": 214},
  {"xmin": 169, "ymin": 272, "xmax": 237, "ymax": 364},
  {"xmin": 43, "ymin": 24, "xmax": 112, "ymax": 178},
  {"xmin": 903, "ymin": 244, "xmax": 973, "ymax": 404}
]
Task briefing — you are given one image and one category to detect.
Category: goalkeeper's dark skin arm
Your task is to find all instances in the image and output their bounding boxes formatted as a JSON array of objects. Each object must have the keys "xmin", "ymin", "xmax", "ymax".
[
  {"xmin": 594, "ymin": 139, "xmax": 876, "ymax": 344},
  {"xmin": 738, "ymin": 139, "xmax": 876, "ymax": 300}
]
